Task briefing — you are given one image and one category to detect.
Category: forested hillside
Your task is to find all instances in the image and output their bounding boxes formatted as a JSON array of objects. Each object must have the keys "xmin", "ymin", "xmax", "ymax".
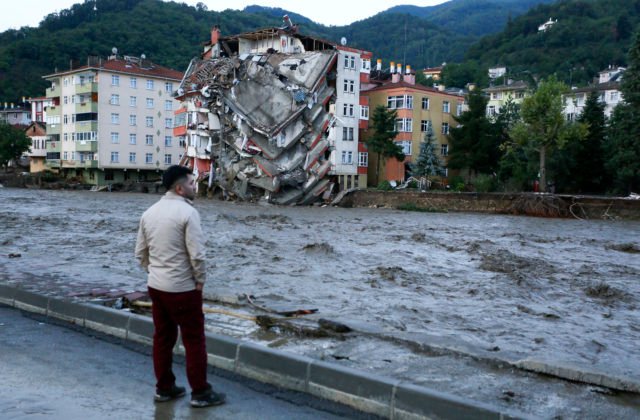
[
  {"xmin": 0, "ymin": 0, "xmax": 554, "ymax": 102},
  {"xmin": 386, "ymin": 0, "xmax": 555, "ymax": 36},
  {"xmin": 465, "ymin": 0, "xmax": 640, "ymax": 85}
]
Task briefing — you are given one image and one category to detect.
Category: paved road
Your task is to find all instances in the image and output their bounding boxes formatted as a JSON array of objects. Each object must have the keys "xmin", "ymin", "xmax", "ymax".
[{"xmin": 0, "ymin": 305, "xmax": 373, "ymax": 419}]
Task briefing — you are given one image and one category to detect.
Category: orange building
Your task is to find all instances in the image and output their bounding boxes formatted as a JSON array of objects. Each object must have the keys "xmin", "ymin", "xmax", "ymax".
[{"xmin": 361, "ymin": 65, "xmax": 466, "ymax": 186}]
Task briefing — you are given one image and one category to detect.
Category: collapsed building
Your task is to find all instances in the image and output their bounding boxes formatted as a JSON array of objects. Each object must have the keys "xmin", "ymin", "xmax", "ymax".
[{"xmin": 173, "ymin": 19, "xmax": 372, "ymax": 205}]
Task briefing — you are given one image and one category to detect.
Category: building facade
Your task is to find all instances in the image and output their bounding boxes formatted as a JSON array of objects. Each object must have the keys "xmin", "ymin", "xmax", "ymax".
[
  {"xmin": 0, "ymin": 105, "xmax": 31, "ymax": 126},
  {"xmin": 483, "ymin": 80, "xmax": 529, "ymax": 118},
  {"xmin": 43, "ymin": 54, "xmax": 183, "ymax": 185},
  {"xmin": 563, "ymin": 67, "xmax": 625, "ymax": 120},
  {"xmin": 362, "ymin": 69, "xmax": 466, "ymax": 185},
  {"xmin": 24, "ymin": 122, "xmax": 47, "ymax": 173}
]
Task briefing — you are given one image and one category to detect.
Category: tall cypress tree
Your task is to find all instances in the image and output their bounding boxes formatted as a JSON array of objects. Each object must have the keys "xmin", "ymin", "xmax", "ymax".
[{"xmin": 366, "ymin": 105, "xmax": 405, "ymax": 184}]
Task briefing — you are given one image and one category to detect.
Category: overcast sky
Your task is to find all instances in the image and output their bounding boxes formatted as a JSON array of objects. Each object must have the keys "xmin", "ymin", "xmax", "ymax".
[{"xmin": 1, "ymin": 0, "xmax": 448, "ymax": 31}]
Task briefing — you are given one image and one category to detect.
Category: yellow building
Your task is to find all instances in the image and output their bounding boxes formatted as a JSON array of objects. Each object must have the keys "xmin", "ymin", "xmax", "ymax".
[
  {"xmin": 361, "ymin": 75, "xmax": 465, "ymax": 185},
  {"xmin": 483, "ymin": 80, "xmax": 529, "ymax": 118}
]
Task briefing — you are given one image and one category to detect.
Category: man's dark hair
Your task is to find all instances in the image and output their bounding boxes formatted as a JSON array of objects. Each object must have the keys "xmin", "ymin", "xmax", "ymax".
[{"xmin": 162, "ymin": 165, "xmax": 192, "ymax": 190}]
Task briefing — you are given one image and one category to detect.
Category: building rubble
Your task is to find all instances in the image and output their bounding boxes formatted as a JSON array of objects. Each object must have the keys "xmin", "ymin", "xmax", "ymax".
[{"xmin": 175, "ymin": 29, "xmax": 339, "ymax": 205}]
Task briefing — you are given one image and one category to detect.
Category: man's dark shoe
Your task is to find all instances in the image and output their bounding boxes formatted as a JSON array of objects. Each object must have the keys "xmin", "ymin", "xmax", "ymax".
[
  {"xmin": 154, "ymin": 385, "xmax": 186, "ymax": 402},
  {"xmin": 190, "ymin": 389, "xmax": 226, "ymax": 408}
]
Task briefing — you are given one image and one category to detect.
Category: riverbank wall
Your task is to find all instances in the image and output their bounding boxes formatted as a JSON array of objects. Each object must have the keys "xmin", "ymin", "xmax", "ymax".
[{"xmin": 336, "ymin": 189, "xmax": 640, "ymax": 220}]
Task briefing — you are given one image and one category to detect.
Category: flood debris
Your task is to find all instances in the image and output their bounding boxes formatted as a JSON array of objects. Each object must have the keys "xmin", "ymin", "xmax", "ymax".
[{"xmin": 174, "ymin": 22, "xmax": 341, "ymax": 205}]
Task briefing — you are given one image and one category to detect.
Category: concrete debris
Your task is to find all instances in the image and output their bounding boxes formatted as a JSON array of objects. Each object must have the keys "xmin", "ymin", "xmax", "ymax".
[{"xmin": 176, "ymin": 47, "xmax": 338, "ymax": 205}]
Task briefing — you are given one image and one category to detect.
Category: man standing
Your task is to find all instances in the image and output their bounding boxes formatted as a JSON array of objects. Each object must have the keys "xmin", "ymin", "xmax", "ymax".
[{"xmin": 135, "ymin": 165, "xmax": 225, "ymax": 408}]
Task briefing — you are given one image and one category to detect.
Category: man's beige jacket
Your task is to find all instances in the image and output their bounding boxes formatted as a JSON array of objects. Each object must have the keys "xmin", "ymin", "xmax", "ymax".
[{"xmin": 135, "ymin": 191, "xmax": 207, "ymax": 292}]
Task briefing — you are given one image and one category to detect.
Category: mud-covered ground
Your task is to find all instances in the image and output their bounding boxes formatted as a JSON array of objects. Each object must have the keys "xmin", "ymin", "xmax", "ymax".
[{"xmin": 1, "ymin": 188, "xmax": 639, "ymax": 418}]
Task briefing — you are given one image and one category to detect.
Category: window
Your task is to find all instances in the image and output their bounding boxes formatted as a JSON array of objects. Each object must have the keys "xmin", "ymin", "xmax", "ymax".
[
  {"xmin": 146, "ymin": 98, "xmax": 154, "ymax": 108},
  {"xmin": 440, "ymin": 144, "xmax": 448, "ymax": 156},
  {"xmin": 387, "ymin": 95, "xmax": 413, "ymax": 109},
  {"xmin": 395, "ymin": 118, "xmax": 413, "ymax": 132},
  {"xmin": 129, "ymin": 134, "xmax": 137, "ymax": 145},
  {"xmin": 360, "ymin": 105, "xmax": 369, "ymax": 120},
  {"xmin": 111, "ymin": 132, "xmax": 119, "ymax": 143},
  {"xmin": 487, "ymin": 106, "xmax": 497, "ymax": 117},
  {"xmin": 343, "ymin": 79, "xmax": 355, "ymax": 93},
  {"xmin": 165, "ymin": 136, "xmax": 172, "ymax": 147},
  {"xmin": 111, "ymin": 75, "xmax": 120, "ymax": 86},
  {"xmin": 361, "ymin": 59, "xmax": 371, "ymax": 72},
  {"xmin": 441, "ymin": 122, "xmax": 449, "ymax": 135},
  {"xmin": 350, "ymin": 56, "xmax": 356, "ymax": 69},
  {"xmin": 442, "ymin": 101, "xmax": 450, "ymax": 113},
  {"xmin": 343, "ymin": 55, "xmax": 350, "ymax": 68},
  {"xmin": 71, "ymin": 133, "xmax": 76, "ymax": 141},
  {"xmin": 63, "ymin": 151, "xmax": 68, "ymax": 160},
  {"xmin": 110, "ymin": 94, "xmax": 120, "ymax": 105},
  {"xmin": 566, "ymin": 113, "xmax": 575, "ymax": 122},
  {"xmin": 421, "ymin": 120, "xmax": 432, "ymax": 132},
  {"xmin": 146, "ymin": 134, "xmax": 153, "ymax": 145},
  {"xmin": 399, "ymin": 141, "xmax": 412, "ymax": 155},
  {"xmin": 64, "ymin": 133, "xmax": 68, "ymax": 141},
  {"xmin": 63, "ymin": 78, "xmax": 69, "ymax": 87},
  {"xmin": 422, "ymin": 97, "xmax": 430, "ymax": 110},
  {"xmin": 110, "ymin": 151, "xmax": 119, "ymax": 163},
  {"xmin": 130, "ymin": 77, "xmax": 137, "ymax": 88},
  {"xmin": 128, "ymin": 115, "xmax": 136, "ymax": 126},
  {"xmin": 63, "ymin": 114, "xmax": 68, "ymax": 124},
  {"xmin": 146, "ymin": 80, "xmax": 154, "ymax": 90},
  {"xmin": 165, "ymin": 82, "xmax": 173, "ymax": 93},
  {"xmin": 71, "ymin": 152, "xmax": 76, "ymax": 161},
  {"xmin": 178, "ymin": 137, "xmax": 186, "ymax": 147},
  {"xmin": 342, "ymin": 103, "xmax": 354, "ymax": 117},
  {"xmin": 129, "ymin": 152, "xmax": 136, "ymax": 163},
  {"xmin": 516, "ymin": 91, "xmax": 525, "ymax": 99},
  {"xmin": 146, "ymin": 116, "xmax": 153, "ymax": 127},
  {"xmin": 130, "ymin": 96, "xmax": 137, "ymax": 107},
  {"xmin": 358, "ymin": 152, "xmax": 368, "ymax": 167},
  {"xmin": 164, "ymin": 154, "xmax": 172, "ymax": 165},
  {"xmin": 456, "ymin": 104, "xmax": 463, "ymax": 116},
  {"xmin": 165, "ymin": 118, "xmax": 172, "ymax": 128},
  {"xmin": 341, "ymin": 151, "xmax": 353, "ymax": 164},
  {"xmin": 111, "ymin": 113, "xmax": 120, "ymax": 124},
  {"xmin": 492, "ymin": 92, "xmax": 502, "ymax": 100},
  {"xmin": 342, "ymin": 127, "xmax": 354, "ymax": 141},
  {"xmin": 610, "ymin": 91, "xmax": 619, "ymax": 101},
  {"xmin": 145, "ymin": 153, "xmax": 153, "ymax": 164},
  {"xmin": 165, "ymin": 100, "xmax": 173, "ymax": 111}
]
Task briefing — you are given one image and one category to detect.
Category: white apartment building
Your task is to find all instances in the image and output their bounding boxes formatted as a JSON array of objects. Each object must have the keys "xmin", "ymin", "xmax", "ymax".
[
  {"xmin": 563, "ymin": 67, "xmax": 625, "ymax": 120},
  {"xmin": 331, "ymin": 46, "xmax": 371, "ymax": 190},
  {"xmin": 43, "ymin": 53, "xmax": 183, "ymax": 185}
]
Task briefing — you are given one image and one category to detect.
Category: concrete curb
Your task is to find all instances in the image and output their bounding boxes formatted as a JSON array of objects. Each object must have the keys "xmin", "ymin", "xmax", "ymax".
[{"xmin": 0, "ymin": 285, "xmax": 530, "ymax": 419}]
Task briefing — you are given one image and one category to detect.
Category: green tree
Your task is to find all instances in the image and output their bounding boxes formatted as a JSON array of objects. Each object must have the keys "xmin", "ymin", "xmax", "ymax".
[
  {"xmin": 507, "ymin": 76, "xmax": 586, "ymax": 192},
  {"xmin": 366, "ymin": 105, "xmax": 405, "ymax": 184},
  {"xmin": 0, "ymin": 123, "xmax": 31, "ymax": 170},
  {"xmin": 606, "ymin": 31, "xmax": 640, "ymax": 194},
  {"xmin": 575, "ymin": 91, "xmax": 607, "ymax": 192},
  {"xmin": 410, "ymin": 126, "xmax": 441, "ymax": 184},
  {"xmin": 448, "ymin": 89, "xmax": 499, "ymax": 179}
]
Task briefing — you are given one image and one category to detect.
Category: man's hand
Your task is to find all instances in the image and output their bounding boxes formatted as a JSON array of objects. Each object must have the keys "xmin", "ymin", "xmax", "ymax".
[{"xmin": 195, "ymin": 282, "xmax": 204, "ymax": 291}]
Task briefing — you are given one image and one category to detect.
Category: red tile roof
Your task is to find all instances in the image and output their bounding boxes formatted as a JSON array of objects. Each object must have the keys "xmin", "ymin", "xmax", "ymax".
[
  {"xmin": 363, "ymin": 80, "xmax": 464, "ymax": 98},
  {"xmin": 44, "ymin": 57, "xmax": 183, "ymax": 81}
]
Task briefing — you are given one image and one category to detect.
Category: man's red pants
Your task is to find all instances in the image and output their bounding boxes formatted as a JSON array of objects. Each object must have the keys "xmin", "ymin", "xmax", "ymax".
[{"xmin": 148, "ymin": 287, "xmax": 210, "ymax": 394}]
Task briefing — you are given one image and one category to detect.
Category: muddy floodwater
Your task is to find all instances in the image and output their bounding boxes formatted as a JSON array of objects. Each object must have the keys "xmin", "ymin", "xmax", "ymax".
[{"xmin": 2, "ymin": 188, "xmax": 639, "ymax": 418}]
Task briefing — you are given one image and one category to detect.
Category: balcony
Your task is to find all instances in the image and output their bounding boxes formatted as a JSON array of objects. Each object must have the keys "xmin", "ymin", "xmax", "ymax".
[
  {"xmin": 46, "ymin": 124, "xmax": 61, "ymax": 135},
  {"xmin": 75, "ymin": 82, "xmax": 98, "ymax": 95},
  {"xmin": 46, "ymin": 105, "xmax": 61, "ymax": 116},
  {"xmin": 46, "ymin": 141, "xmax": 61, "ymax": 153},
  {"xmin": 74, "ymin": 121, "xmax": 98, "ymax": 132},
  {"xmin": 81, "ymin": 159, "xmax": 98, "ymax": 168},
  {"xmin": 61, "ymin": 160, "xmax": 77, "ymax": 168},
  {"xmin": 76, "ymin": 141, "xmax": 98, "ymax": 152},
  {"xmin": 46, "ymin": 85, "xmax": 61, "ymax": 98},
  {"xmin": 75, "ymin": 102, "xmax": 98, "ymax": 113},
  {"xmin": 45, "ymin": 159, "xmax": 61, "ymax": 168}
]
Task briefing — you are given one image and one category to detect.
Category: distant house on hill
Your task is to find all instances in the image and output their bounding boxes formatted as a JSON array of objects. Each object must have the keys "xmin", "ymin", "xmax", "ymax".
[{"xmin": 538, "ymin": 18, "xmax": 557, "ymax": 32}]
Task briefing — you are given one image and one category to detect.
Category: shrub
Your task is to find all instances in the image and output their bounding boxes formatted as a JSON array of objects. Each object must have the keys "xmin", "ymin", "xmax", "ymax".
[
  {"xmin": 377, "ymin": 180, "xmax": 393, "ymax": 190},
  {"xmin": 474, "ymin": 174, "xmax": 498, "ymax": 192}
]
